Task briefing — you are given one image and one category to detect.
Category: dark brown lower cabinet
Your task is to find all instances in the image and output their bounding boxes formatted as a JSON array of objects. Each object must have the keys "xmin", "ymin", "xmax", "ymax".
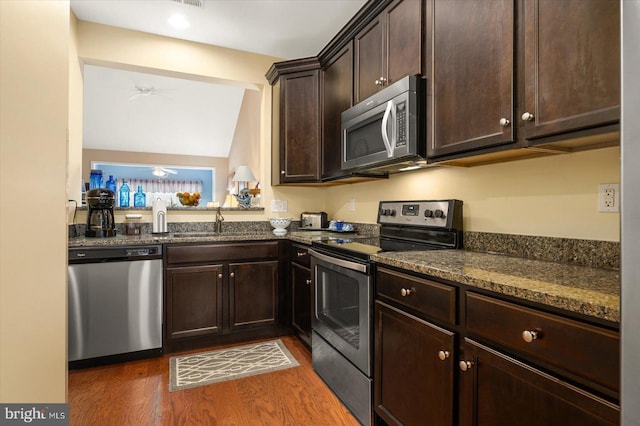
[
  {"xmin": 166, "ymin": 264, "xmax": 224, "ymax": 341},
  {"xmin": 291, "ymin": 262, "xmax": 311, "ymax": 345},
  {"xmin": 164, "ymin": 242, "xmax": 283, "ymax": 352},
  {"xmin": 229, "ymin": 260, "xmax": 278, "ymax": 331},
  {"xmin": 374, "ymin": 301, "xmax": 455, "ymax": 426},
  {"xmin": 459, "ymin": 339, "xmax": 620, "ymax": 426}
]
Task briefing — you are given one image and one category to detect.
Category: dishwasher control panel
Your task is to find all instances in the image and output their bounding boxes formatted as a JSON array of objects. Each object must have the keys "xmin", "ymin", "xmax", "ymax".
[{"xmin": 69, "ymin": 244, "xmax": 162, "ymax": 263}]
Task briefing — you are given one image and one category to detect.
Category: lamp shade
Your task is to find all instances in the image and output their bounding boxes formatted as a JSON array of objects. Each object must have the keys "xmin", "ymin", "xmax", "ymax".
[{"xmin": 232, "ymin": 166, "xmax": 256, "ymax": 182}]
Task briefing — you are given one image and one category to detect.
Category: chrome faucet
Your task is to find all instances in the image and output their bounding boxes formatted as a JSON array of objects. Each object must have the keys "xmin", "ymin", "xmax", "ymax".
[{"xmin": 215, "ymin": 207, "xmax": 224, "ymax": 233}]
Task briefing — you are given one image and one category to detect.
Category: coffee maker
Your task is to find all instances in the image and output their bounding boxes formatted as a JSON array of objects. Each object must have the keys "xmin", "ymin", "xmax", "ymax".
[{"xmin": 85, "ymin": 188, "xmax": 117, "ymax": 237}]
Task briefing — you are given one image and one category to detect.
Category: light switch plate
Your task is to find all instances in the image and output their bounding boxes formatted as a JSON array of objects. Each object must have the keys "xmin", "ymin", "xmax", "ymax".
[{"xmin": 271, "ymin": 199, "xmax": 288, "ymax": 213}]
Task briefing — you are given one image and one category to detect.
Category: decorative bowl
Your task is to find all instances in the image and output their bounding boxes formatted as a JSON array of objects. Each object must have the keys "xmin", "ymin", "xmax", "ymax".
[
  {"xmin": 269, "ymin": 218, "xmax": 292, "ymax": 235},
  {"xmin": 177, "ymin": 192, "xmax": 201, "ymax": 206}
]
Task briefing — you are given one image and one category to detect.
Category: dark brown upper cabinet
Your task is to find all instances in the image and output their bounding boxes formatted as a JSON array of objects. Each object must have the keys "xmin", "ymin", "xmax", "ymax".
[
  {"xmin": 427, "ymin": 0, "xmax": 515, "ymax": 159},
  {"xmin": 521, "ymin": 0, "xmax": 620, "ymax": 143},
  {"xmin": 267, "ymin": 59, "xmax": 322, "ymax": 185},
  {"xmin": 427, "ymin": 0, "xmax": 620, "ymax": 163},
  {"xmin": 354, "ymin": 0, "xmax": 423, "ymax": 103},
  {"xmin": 321, "ymin": 42, "xmax": 353, "ymax": 180}
]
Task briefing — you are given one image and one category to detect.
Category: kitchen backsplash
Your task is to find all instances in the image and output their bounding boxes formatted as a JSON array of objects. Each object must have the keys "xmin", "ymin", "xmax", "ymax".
[{"xmin": 464, "ymin": 231, "xmax": 619, "ymax": 269}]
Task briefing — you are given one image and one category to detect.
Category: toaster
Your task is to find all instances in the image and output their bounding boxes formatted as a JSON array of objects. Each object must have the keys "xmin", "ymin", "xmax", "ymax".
[{"xmin": 300, "ymin": 212, "xmax": 328, "ymax": 229}]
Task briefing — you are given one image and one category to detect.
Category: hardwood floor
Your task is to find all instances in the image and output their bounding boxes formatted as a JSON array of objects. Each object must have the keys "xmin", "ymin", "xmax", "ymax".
[{"xmin": 68, "ymin": 335, "xmax": 360, "ymax": 425}]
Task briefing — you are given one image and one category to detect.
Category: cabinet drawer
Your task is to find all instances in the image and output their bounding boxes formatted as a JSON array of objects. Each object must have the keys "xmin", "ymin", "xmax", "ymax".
[
  {"xmin": 465, "ymin": 292, "xmax": 619, "ymax": 394},
  {"xmin": 290, "ymin": 244, "xmax": 310, "ymax": 268},
  {"xmin": 166, "ymin": 242, "xmax": 279, "ymax": 265},
  {"xmin": 376, "ymin": 268, "xmax": 456, "ymax": 326}
]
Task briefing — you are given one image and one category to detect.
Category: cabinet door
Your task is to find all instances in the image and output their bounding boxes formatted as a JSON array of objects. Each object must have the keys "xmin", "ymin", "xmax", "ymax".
[
  {"xmin": 521, "ymin": 0, "xmax": 620, "ymax": 141},
  {"xmin": 374, "ymin": 301, "xmax": 455, "ymax": 426},
  {"xmin": 428, "ymin": 0, "xmax": 515, "ymax": 158},
  {"xmin": 384, "ymin": 0, "xmax": 423, "ymax": 87},
  {"xmin": 280, "ymin": 70, "xmax": 320, "ymax": 183},
  {"xmin": 355, "ymin": 0, "xmax": 423, "ymax": 103},
  {"xmin": 291, "ymin": 262, "xmax": 312, "ymax": 344},
  {"xmin": 354, "ymin": 16, "xmax": 384, "ymax": 103},
  {"xmin": 166, "ymin": 265, "xmax": 224, "ymax": 341},
  {"xmin": 321, "ymin": 42, "xmax": 353, "ymax": 180},
  {"xmin": 459, "ymin": 339, "xmax": 619, "ymax": 426},
  {"xmin": 229, "ymin": 260, "xmax": 278, "ymax": 330}
]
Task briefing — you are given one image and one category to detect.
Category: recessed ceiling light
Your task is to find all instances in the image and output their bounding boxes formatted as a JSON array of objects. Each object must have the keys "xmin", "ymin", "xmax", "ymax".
[{"xmin": 168, "ymin": 14, "xmax": 190, "ymax": 30}]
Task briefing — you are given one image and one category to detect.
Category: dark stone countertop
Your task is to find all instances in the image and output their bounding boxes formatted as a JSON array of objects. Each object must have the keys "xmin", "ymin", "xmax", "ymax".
[
  {"xmin": 371, "ymin": 250, "xmax": 620, "ymax": 324},
  {"xmin": 67, "ymin": 230, "xmax": 340, "ymax": 248},
  {"xmin": 68, "ymin": 231, "xmax": 620, "ymax": 324}
]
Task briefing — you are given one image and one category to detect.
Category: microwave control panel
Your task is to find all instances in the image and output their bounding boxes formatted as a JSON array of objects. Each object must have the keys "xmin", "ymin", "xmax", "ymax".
[{"xmin": 395, "ymin": 101, "xmax": 407, "ymax": 148}]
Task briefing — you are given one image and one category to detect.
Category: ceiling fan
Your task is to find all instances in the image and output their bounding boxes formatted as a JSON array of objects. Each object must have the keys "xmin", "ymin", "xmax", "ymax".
[
  {"xmin": 152, "ymin": 166, "xmax": 178, "ymax": 178},
  {"xmin": 128, "ymin": 84, "xmax": 173, "ymax": 101}
]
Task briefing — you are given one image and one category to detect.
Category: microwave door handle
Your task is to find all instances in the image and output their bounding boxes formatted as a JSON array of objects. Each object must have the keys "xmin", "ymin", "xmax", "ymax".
[{"xmin": 381, "ymin": 100, "xmax": 394, "ymax": 157}]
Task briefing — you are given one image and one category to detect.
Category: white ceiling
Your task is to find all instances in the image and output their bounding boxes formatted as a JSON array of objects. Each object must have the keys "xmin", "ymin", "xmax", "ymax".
[
  {"xmin": 83, "ymin": 65, "xmax": 246, "ymax": 157},
  {"xmin": 70, "ymin": 0, "xmax": 367, "ymax": 60},
  {"xmin": 72, "ymin": 0, "xmax": 367, "ymax": 158}
]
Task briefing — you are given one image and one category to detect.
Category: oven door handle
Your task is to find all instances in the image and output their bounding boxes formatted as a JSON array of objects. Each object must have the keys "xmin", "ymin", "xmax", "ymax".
[{"xmin": 308, "ymin": 249, "xmax": 368, "ymax": 274}]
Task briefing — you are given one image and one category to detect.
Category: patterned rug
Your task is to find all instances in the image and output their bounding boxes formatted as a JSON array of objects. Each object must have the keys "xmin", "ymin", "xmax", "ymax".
[{"xmin": 169, "ymin": 339, "xmax": 300, "ymax": 392}]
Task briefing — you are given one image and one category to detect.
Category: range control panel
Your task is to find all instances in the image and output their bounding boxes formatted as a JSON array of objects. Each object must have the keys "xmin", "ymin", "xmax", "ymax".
[{"xmin": 378, "ymin": 200, "xmax": 463, "ymax": 230}]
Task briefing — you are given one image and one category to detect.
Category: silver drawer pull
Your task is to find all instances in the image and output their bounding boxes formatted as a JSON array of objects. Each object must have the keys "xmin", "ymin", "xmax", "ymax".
[
  {"xmin": 305, "ymin": 279, "xmax": 312, "ymax": 285},
  {"xmin": 459, "ymin": 360, "xmax": 473, "ymax": 372},
  {"xmin": 400, "ymin": 288, "xmax": 414, "ymax": 297},
  {"xmin": 522, "ymin": 329, "xmax": 541, "ymax": 343},
  {"xmin": 438, "ymin": 350, "xmax": 449, "ymax": 361},
  {"xmin": 296, "ymin": 252, "xmax": 307, "ymax": 257}
]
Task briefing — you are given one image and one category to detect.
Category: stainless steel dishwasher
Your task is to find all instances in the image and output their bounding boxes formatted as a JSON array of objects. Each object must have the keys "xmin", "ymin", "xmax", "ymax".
[{"xmin": 68, "ymin": 244, "xmax": 163, "ymax": 366}]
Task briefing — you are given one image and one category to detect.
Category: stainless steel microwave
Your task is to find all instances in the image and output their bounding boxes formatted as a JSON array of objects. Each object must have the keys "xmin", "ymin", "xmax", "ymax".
[{"xmin": 341, "ymin": 75, "xmax": 425, "ymax": 172}]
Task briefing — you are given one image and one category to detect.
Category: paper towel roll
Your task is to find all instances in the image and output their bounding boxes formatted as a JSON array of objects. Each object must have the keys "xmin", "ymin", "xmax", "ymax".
[{"xmin": 152, "ymin": 199, "xmax": 167, "ymax": 233}]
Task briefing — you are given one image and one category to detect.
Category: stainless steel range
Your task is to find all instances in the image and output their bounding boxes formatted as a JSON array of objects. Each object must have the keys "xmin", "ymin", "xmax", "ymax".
[{"xmin": 309, "ymin": 199, "xmax": 463, "ymax": 426}]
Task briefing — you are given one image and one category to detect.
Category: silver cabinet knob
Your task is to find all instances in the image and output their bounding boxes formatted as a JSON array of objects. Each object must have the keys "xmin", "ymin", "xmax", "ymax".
[
  {"xmin": 218, "ymin": 273, "xmax": 223, "ymax": 279},
  {"xmin": 438, "ymin": 350, "xmax": 450, "ymax": 361},
  {"xmin": 521, "ymin": 112, "xmax": 535, "ymax": 121},
  {"xmin": 522, "ymin": 329, "xmax": 540, "ymax": 343},
  {"xmin": 459, "ymin": 360, "xmax": 474, "ymax": 372},
  {"xmin": 400, "ymin": 288, "xmax": 414, "ymax": 297},
  {"xmin": 499, "ymin": 118, "xmax": 510, "ymax": 127},
  {"xmin": 305, "ymin": 279, "xmax": 312, "ymax": 285},
  {"xmin": 375, "ymin": 77, "xmax": 388, "ymax": 86},
  {"xmin": 280, "ymin": 170, "xmax": 285, "ymax": 175},
  {"xmin": 230, "ymin": 272, "xmax": 235, "ymax": 278},
  {"xmin": 296, "ymin": 252, "xmax": 307, "ymax": 257}
]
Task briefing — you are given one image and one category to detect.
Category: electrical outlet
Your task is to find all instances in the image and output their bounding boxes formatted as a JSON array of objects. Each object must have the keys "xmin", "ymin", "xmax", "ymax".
[{"xmin": 598, "ymin": 183, "xmax": 620, "ymax": 213}]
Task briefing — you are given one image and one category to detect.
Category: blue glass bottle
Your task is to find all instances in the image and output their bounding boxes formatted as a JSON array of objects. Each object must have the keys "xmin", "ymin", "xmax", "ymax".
[
  {"xmin": 89, "ymin": 169, "xmax": 103, "ymax": 189},
  {"xmin": 134, "ymin": 185, "xmax": 146, "ymax": 207},
  {"xmin": 119, "ymin": 181, "xmax": 130, "ymax": 207},
  {"xmin": 105, "ymin": 175, "xmax": 117, "ymax": 194}
]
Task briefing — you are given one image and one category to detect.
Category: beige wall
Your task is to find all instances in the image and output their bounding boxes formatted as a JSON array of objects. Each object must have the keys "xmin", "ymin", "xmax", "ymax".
[
  {"xmin": 1, "ymin": 1, "xmax": 69, "ymax": 402},
  {"xmin": 228, "ymin": 89, "xmax": 262, "ymax": 186},
  {"xmin": 326, "ymin": 146, "xmax": 621, "ymax": 242}
]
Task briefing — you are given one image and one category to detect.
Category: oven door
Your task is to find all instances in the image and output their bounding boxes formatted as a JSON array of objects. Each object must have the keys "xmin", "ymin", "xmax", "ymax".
[{"xmin": 309, "ymin": 248, "xmax": 373, "ymax": 376}]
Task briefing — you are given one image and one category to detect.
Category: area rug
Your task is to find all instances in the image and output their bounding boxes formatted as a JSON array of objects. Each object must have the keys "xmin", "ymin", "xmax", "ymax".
[{"xmin": 169, "ymin": 339, "xmax": 299, "ymax": 392}]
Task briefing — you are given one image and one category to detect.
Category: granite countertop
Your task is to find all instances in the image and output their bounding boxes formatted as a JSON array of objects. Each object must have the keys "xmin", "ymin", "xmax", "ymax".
[
  {"xmin": 371, "ymin": 250, "xmax": 620, "ymax": 324},
  {"xmin": 68, "ymin": 231, "xmax": 620, "ymax": 324},
  {"xmin": 67, "ymin": 230, "xmax": 335, "ymax": 248}
]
